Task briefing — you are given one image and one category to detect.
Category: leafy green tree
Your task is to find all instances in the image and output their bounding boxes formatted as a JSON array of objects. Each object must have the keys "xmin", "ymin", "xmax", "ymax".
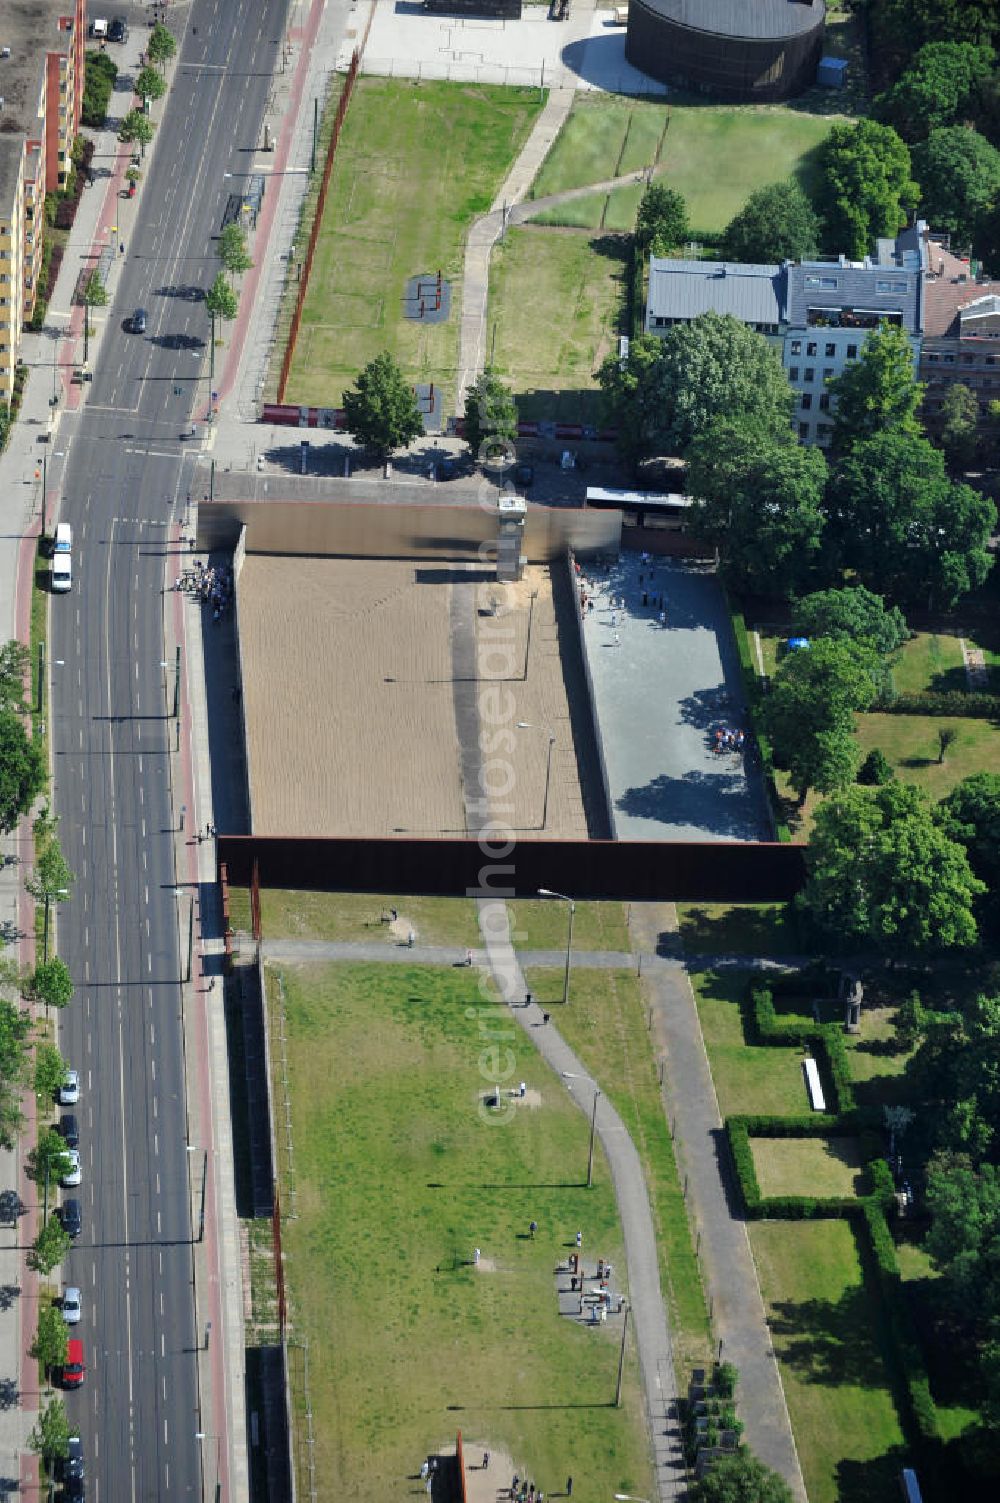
[
  {"xmin": 27, "ymin": 1217, "xmax": 71, "ymax": 1275},
  {"xmin": 0, "ymin": 995, "xmax": 31, "ymax": 1147},
  {"xmin": 0, "ymin": 640, "xmax": 30, "ymax": 712},
  {"xmin": 760, "ymin": 638, "xmax": 879, "ymax": 801},
  {"xmin": 877, "ymin": 42, "xmax": 995, "ymax": 141},
  {"xmin": 690, "ymin": 1449, "xmax": 795, "ymax": 1503},
  {"xmin": 83, "ymin": 270, "xmax": 108, "ymax": 310},
  {"xmin": 827, "ymin": 430, "xmax": 996, "ymax": 608},
  {"xmin": 813, "ymin": 119, "xmax": 919, "ymax": 259},
  {"xmin": 26, "ymin": 1128, "xmax": 73, "ymax": 1187},
  {"xmin": 205, "ymin": 271, "xmax": 238, "ymax": 325},
  {"xmin": 219, "ymin": 222, "xmax": 253, "ymax": 282},
  {"xmin": 463, "ymin": 368, "xmax": 518, "ymax": 460},
  {"xmin": 793, "ymin": 585, "xmax": 909, "ymax": 658},
  {"xmin": 147, "ymin": 21, "xmax": 177, "ymax": 71},
  {"xmin": 135, "ymin": 64, "xmax": 166, "ymax": 104},
  {"xmin": 343, "ymin": 351, "xmax": 424, "ymax": 463},
  {"xmin": 798, "ymin": 781, "xmax": 984, "ymax": 954},
  {"xmin": 28, "ymin": 1397, "xmax": 71, "ymax": 1467},
  {"xmin": 938, "ymin": 725, "xmax": 960, "ymax": 763},
  {"xmin": 686, "ymin": 418, "xmax": 827, "ymax": 595},
  {"xmin": 925, "ymin": 1152, "xmax": 1000, "ymax": 1325},
  {"xmin": 600, "ymin": 312, "xmax": 793, "ymax": 462},
  {"xmin": 118, "ymin": 108, "xmax": 154, "ymax": 158},
  {"xmin": 913, "ymin": 126, "xmax": 1000, "ymax": 248},
  {"xmin": 635, "ymin": 183, "xmax": 689, "ymax": 255},
  {"xmin": 938, "ymin": 772, "xmax": 1000, "ymax": 910},
  {"xmin": 721, "ymin": 181, "xmax": 820, "ymax": 264},
  {"xmin": 26, "ymin": 834, "xmax": 74, "ymax": 963},
  {"xmin": 33, "ymin": 1041, "xmax": 68, "ymax": 1103},
  {"xmin": 82, "ymin": 51, "xmax": 117, "ymax": 128},
  {"xmin": 30, "ymin": 1303, "xmax": 69, "ymax": 1379},
  {"xmin": 857, "ymin": 748, "xmax": 896, "ymax": 786},
  {"xmin": 911, "ymin": 995, "xmax": 1000, "ymax": 1159},
  {"xmin": 938, "ymin": 382, "xmax": 980, "ymax": 470},
  {"xmin": 28, "ymin": 958, "xmax": 74, "ymax": 1012},
  {"xmin": 828, "ymin": 322, "xmax": 923, "ymax": 449},
  {"xmin": 0, "ymin": 710, "xmax": 45, "ymax": 831}
]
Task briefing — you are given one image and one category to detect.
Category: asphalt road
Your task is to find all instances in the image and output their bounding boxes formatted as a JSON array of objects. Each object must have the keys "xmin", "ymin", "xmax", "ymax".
[{"xmin": 50, "ymin": 2, "xmax": 289, "ymax": 1497}]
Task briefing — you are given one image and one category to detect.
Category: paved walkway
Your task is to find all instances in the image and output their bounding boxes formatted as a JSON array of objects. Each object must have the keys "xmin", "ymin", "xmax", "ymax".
[
  {"xmin": 630, "ymin": 905, "xmax": 807, "ymax": 1501},
  {"xmin": 251, "ymin": 936, "xmax": 810, "ymax": 973},
  {"xmin": 476, "ymin": 896, "xmax": 687, "ymax": 1503}
]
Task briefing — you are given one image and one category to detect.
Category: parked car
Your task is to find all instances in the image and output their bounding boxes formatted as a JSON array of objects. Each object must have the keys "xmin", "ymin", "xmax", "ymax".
[
  {"xmin": 59, "ymin": 1113, "xmax": 80, "ymax": 1149},
  {"xmin": 108, "ymin": 16, "xmax": 128, "ymax": 43},
  {"xmin": 61, "ymin": 1149, "xmax": 82, "ymax": 1187},
  {"xmin": 59, "ymin": 1069, "xmax": 80, "ymax": 1105},
  {"xmin": 62, "ymin": 1338, "xmax": 85, "ymax": 1388},
  {"xmin": 514, "ymin": 462, "xmax": 535, "ymax": 489},
  {"xmin": 63, "ymin": 1434, "xmax": 84, "ymax": 1479},
  {"xmin": 62, "ymin": 1287, "xmax": 82, "ymax": 1326},
  {"xmin": 61, "ymin": 1199, "xmax": 82, "ymax": 1238},
  {"xmin": 63, "ymin": 1478, "xmax": 85, "ymax": 1502}
]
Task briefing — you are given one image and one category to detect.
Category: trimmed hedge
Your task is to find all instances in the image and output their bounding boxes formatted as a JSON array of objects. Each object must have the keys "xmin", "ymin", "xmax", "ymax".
[
  {"xmin": 873, "ymin": 691, "xmax": 1000, "ymax": 720},
  {"xmin": 723, "ymin": 983, "xmax": 942, "ymax": 1452}
]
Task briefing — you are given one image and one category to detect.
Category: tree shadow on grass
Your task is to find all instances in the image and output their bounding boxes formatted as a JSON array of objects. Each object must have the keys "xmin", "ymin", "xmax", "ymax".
[
  {"xmin": 835, "ymin": 1448, "xmax": 912, "ymax": 1503},
  {"xmin": 766, "ymin": 1279, "xmax": 897, "ymax": 1390}
]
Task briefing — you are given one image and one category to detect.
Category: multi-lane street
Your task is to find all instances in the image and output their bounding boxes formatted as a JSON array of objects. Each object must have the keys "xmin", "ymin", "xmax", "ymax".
[{"xmin": 50, "ymin": 2, "xmax": 288, "ymax": 1496}]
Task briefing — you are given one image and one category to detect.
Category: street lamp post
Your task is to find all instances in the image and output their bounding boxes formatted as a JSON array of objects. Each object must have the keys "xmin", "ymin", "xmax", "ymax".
[
  {"xmin": 615, "ymin": 1300, "xmax": 631, "ymax": 1408},
  {"xmin": 195, "ymin": 1432, "xmax": 221, "ymax": 1503},
  {"xmin": 517, "ymin": 723, "xmax": 555, "ymax": 830},
  {"xmin": 42, "ymin": 886, "xmax": 70, "ymax": 965},
  {"xmin": 538, "ymin": 887, "xmax": 575, "ymax": 1004}
]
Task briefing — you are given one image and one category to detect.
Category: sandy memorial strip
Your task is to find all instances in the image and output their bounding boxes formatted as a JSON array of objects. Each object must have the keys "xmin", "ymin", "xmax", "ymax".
[{"xmin": 239, "ymin": 557, "xmax": 589, "ymax": 839}]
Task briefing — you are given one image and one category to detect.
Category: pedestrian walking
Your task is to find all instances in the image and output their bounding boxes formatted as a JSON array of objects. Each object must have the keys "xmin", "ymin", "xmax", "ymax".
[
  {"xmin": 474, "ymin": 1248, "xmax": 481, "ymax": 1266},
  {"xmin": 576, "ymin": 1230, "xmax": 582, "ymax": 1249},
  {"xmin": 482, "ymin": 1450, "xmax": 490, "ymax": 1470},
  {"xmin": 408, "ymin": 929, "xmax": 415, "ymax": 948},
  {"xmin": 529, "ymin": 1220, "xmax": 537, "ymax": 1239},
  {"xmin": 542, "ymin": 1011, "xmax": 550, "ymax": 1024},
  {"xmin": 566, "ymin": 1477, "xmax": 573, "ymax": 1496}
]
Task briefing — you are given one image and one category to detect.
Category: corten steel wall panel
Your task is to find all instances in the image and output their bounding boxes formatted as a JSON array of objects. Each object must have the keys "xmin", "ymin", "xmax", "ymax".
[
  {"xmin": 625, "ymin": 5, "xmax": 825, "ymax": 102},
  {"xmin": 197, "ymin": 499, "xmax": 622, "ymax": 562},
  {"xmin": 217, "ymin": 835, "xmax": 806, "ymax": 903}
]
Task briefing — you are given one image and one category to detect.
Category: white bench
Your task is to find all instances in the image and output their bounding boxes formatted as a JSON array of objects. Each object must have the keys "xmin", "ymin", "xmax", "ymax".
[{"xmin": 802, "ymin": 1056, "xmax": 826, "ymax": 1112}]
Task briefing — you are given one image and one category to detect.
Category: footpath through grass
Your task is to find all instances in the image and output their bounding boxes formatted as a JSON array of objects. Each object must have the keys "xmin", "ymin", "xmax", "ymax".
[
  {"xmin": 274, "ymin": 960, "xmax": 654, "ymax": 1502},
  {"xmin": 524, "ymin": 965, "xmax": 711, "ymax": 1379},
  {"xmin": 283, "ymin": 78, "xmax": 543, "ymax": 411},
  {"xmin": 529, "ymin": 98, "xmax": 838, "ymax": 236}
]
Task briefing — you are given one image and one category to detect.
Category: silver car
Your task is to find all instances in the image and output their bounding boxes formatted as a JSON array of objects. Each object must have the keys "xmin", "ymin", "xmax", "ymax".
[
  {"xmin": 62, "ymin": 1287, "xmax": 82, "ymax": 1325},
  {"xmin": 59, "ymin": 1069, "xmax": 80, "ymax": 1105}
]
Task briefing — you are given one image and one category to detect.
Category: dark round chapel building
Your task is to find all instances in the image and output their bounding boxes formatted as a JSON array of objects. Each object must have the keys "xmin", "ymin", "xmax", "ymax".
[{"xmin": 625, "ymin": 0, "xmax": 827, "ymax": 103}]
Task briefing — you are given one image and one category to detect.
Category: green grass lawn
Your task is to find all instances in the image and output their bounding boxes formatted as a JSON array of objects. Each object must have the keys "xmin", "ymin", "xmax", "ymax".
[
  {"xmin": 250, "ymin": 889, "xmax": 481, "ymax": 947},
  {"xmin": 675, "ymin": 902, "xmax": 798, "ymax": 957},
  {"xmin": 889, "ymin": 632, "xmax": 967, "ymax": 695},
  {"xmin": 524, "ymin": 966, "xmax": 711, "ymax": 1379},
  {"xmin": 273, "ymin": 960, "xmax": 654, "ymax": 1502},
  {"xmin": 751, "ymin": 1136, "xmax": 866, "ymax": 1199},
  {"xmin": 749, "ymin": 1219, "xmax": 907, "ymax": 1503},
  {"xmin": 507, "ymin": 898, "xmax": 630, "ymax": 952},
  {"xmin": 284, "ymin": 78, "xmax": 543, "ymax": 411},
  {"xmin": 487, "ymin": 225, "xmax": 627, "ymax": 423},
  {"xmin": 855, "ymin": 712, "xmax": 1000, "ymax": 801},
  {"xmin": 691, "ymin": 971, "xmax": 812, "ymax": 1117},
  {"xmin": 529, "ymin": 99, "xmax": 838, "ymax": 236}
]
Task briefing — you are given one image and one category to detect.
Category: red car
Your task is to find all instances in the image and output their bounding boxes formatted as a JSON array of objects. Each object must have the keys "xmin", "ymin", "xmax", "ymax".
[{"xmin": 63, "ymin": 1338, "xmax": 86, "ymax": 1388}]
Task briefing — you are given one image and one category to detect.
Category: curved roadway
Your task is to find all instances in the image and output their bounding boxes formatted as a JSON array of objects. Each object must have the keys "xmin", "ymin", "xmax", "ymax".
[{"xmin": 51, "ymin": 2, "xmax": 288, "ymax": 1497}]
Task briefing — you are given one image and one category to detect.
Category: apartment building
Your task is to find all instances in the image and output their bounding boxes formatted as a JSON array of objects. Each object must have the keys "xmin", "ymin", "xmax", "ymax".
[
  {"xmin": 919, "ymin": 235, "xmax": 1000, "ymax": 432},
  {"xmin": 0, "ymin": 0, "xmax": 86, "ymax": 404},
  {"xmin": 645, "ymin": 224, "xmax": 927, "ymax": 446}
]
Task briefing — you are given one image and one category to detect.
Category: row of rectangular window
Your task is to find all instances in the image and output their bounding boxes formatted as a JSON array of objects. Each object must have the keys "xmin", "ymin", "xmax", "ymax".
[{"xmin": 789, "ymin": 340, "xmax": 858, "ymax": 359}]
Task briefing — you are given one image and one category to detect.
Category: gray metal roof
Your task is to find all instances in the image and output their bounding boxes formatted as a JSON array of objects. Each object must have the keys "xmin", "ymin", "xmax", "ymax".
[
  {"xmin": 786, "ymin": 258, "xmax": 921, "ymax": 332},
  {"xmin": 637, "ymin": 0, "xmax": 825, "ymax": 40},
  {"xmin": 647, "ymin": 259, "xmax": 786, "ymax": 326}
]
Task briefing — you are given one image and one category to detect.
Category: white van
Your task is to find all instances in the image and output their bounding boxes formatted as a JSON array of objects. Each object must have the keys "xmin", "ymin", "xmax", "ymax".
[
  {"xmin": 54, "ymin": 522, "xmax": 72, "ymax": 554},
  {"xmin": 52, "ymin": 554, "xmax": 72, "ymax": 592}
]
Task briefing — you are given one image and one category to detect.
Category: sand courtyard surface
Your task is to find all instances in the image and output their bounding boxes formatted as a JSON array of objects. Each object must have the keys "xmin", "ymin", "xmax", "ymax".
[{"xmin": 238, "ymin": 556, "xmax": 591, "ymax": 838}]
